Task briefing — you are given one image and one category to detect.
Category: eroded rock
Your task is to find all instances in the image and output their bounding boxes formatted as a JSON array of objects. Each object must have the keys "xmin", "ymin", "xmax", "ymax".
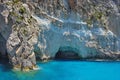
[{"xmin": 0, "ymin": 0, "xmax": 120, "ymax": 71}]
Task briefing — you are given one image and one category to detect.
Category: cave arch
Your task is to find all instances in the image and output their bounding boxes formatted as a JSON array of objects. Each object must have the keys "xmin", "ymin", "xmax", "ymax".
[{"xmin": 55, "ymin": 47, "xmax": 81, "ymax": 60}]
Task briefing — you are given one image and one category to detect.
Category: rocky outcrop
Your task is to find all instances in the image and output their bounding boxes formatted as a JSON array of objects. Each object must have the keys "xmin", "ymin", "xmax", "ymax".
[
  {"xmin": 0, "ymin": 3, "xmax": 12, "ymax": 58},
  {"xmin": 0, "ymin": 1, "xmax": 39, "ymax": 71},
  {"xmin": 33, "ymin": 15, "xmax": 119, "ymax": 60},
  {"xmin": 32, "ymin": 0, "xmax": 120, "ymax": 60},
  {"xmin": 0, "ymin": 0, "xmax": 120, "ymax": 71}
]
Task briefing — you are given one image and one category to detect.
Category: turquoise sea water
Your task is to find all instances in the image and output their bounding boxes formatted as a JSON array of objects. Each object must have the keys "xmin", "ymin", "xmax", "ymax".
[{"xmin": 0, "ymin": 60, "xmax": 120, "ymax": 80}]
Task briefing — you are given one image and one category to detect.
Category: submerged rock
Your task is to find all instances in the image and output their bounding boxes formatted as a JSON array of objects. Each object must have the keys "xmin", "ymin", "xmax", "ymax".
[{"xmin": 0, "ymin": 0, "xmax": 120, "ymax": 70}]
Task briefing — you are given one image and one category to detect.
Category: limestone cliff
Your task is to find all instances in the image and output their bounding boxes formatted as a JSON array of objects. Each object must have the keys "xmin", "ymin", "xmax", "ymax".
[{"xmin": 0, "ymin": 0, "xmax": 120, "ymax": 71}]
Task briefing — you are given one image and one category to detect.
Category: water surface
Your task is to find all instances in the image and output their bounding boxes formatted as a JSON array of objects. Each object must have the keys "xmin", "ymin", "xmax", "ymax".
[{"xmin": 0, "ymin": 60, "xmax": 120, "ymax": 80}]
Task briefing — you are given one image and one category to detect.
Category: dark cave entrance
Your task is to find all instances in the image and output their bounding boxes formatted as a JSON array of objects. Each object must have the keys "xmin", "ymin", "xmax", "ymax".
[
  {"xmin": 55, "ymin": 47, "xmax": 80, "ymax": 60},
  {"xmin": 0, "ymin": 34, "xmax": 9, "ymax": 64}
]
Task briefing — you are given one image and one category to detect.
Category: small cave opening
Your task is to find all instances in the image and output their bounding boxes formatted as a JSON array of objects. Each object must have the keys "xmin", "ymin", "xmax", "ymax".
[
  {"xmin": 55, "ymin": 47, "xmax": 81, "ymax": 60},
  {"xmin": 0, "ymin": 34, "xmax": 9, "ymax": 64},
  {"xmin": 0, "ymin": 52, "xmax": 9, "ymax": 64}
]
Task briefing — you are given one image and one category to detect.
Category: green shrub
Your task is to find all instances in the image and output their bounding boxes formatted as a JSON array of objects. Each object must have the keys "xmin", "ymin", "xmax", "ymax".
[
  {"xmin": 19, "ymin": 7, "xmax": 26, "ymax": 14},
  {"xmin": 12, "ymin": 0, "xmax": 19, "ymax": 4},
  {"xmin": 94, "ymin": 11, "xmax": 103, "ymax": 20}
]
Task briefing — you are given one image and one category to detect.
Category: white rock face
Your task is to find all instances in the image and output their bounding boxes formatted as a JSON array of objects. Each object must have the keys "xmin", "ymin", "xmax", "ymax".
[{"xmin": 33, "ymin": 15, "xmax": 120, "ymax": 59}]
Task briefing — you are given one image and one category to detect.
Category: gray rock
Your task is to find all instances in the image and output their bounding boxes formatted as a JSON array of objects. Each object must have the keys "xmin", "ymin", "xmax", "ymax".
[
  {"xmin": 0, "ymin": 0, "xmax": 120, "ymax": 71},
  {"xmin": 0, "ymin": 34, "xmax": 6, "ymax": 57},
  {"xmin": 22, "ymin": 59, "xmax": 32, "ymax": 68}
]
